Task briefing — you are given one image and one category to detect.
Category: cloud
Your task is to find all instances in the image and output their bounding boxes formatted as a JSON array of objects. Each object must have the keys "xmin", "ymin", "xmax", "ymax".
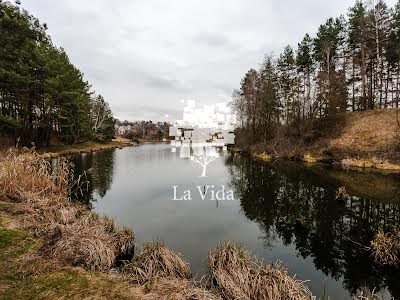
[
  {"xmin": 21, "ymin": 0, "xmax": 398, "ymax": 121},
  {"xmin": 193, "ymin": 32, "xmax": 232, "ymax": 48}
]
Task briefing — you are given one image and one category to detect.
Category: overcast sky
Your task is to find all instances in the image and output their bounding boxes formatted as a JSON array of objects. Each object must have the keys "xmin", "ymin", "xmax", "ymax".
[{"xmin": 21, "ymin": 0, "xmax": 397, "ymax": 121}]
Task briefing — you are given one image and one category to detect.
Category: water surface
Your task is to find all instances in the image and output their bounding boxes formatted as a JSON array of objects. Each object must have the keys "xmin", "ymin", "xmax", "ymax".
[{"xmin": 66, "ymin": 143, "xmax": 400, "ymax": 299}]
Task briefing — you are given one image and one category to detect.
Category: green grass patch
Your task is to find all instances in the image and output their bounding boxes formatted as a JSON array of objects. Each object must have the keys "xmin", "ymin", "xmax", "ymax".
[
  {"xmin": 0, "ymin": 229, "xmax": 33, "ymax": 262},
  {"xmin": 0, "ymin": 228, "xmax": 141, "ymax": 299}
]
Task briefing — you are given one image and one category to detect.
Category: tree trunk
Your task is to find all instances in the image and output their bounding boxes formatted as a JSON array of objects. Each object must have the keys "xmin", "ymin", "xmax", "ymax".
[
  {"xmin": 352, "ymin": 50, "xmax": 356, "ymax": 111},
  {"xmin": 361, "ymin": 44, "xmax": 367, "ymax": 110},
  {"xmin": 384, "ymin": 65, "xmax": 390, "ymax": 109}
]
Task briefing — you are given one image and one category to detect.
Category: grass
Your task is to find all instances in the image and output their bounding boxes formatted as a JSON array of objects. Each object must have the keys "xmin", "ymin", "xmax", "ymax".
[
  {"xmin": 0, "ymin": 228, "xmax": 144, "ymax": 300},
  {"xmin": 122, "ymin": 241, "xmax": 191, "ymax": 284},
  {"xmin": 121, "ymin": 242, "xmax": 221, "ymax": 299},
  {"xmin": 38, "ymin": 138, "xmax": 131, "ymax": 158},
  {"xmin": 0, "ymin": 229, "xmax": 33, "ymax": 262},
  {"xmin": 208, "ymin": 242, "xmax": 312, "ymax": 300},
  {"xmin": 252, "ymin": 152, "xmax": 273, "ymax": 161},
  {"xmin": 328, "ymin": 110, "xmax": 399, "ymax": 162},
  {"xmin": 0, "ymin": 149, "xmax": 135, "ymax": 271},
  {"xmin": 370, "ymin": 229, "xmax": 400, "ymax": 267}
]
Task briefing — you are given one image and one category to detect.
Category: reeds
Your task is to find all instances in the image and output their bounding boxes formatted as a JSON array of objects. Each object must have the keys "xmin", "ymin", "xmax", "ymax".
[
  {"xmin": 353, "ymin": 287, "xmax": 381, "ymax": 300},
  {"xmin": 370, "ymin": 230, "xmax": 400, "ymax": 267},
  {"xmin": 122, "ymin": 242, "xmax": 222, "ymax": 299},
  {"xmin": 143, "ymin": 278, "xmax": 222, "ymax": 300},
  {"xmin": 208, "ymin": 242, "xmax": 312, "ymax": 300},
  {"xmin": 122, "ymin": 241, "xmax": 191, "ymax": 284},
  {"xmin": 0, "ymin": 149, "xmax": 134, "ymax": 271},
  {"xmin": 0, "ymin": 149, "xmax": 71, "ymax": 201}
]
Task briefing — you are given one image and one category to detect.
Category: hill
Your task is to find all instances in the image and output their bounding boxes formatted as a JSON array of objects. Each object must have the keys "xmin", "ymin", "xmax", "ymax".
[{"xmin": 249, "ymin": 109, "xmax": 400, "ymax": 172}]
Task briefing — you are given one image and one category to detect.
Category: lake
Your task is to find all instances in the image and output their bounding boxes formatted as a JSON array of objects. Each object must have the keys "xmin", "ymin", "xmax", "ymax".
[{"xmin": 62, "ymin": 143, "xmax": 400, "ymax": 299}]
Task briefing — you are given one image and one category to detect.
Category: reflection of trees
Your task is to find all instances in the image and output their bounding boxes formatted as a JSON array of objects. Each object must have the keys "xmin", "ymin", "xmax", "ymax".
[
  {"xmin": 225, "ymin": 155, "xmax": 400, "ymax": 298},
  {"xmin": 90, "ymin": 150, "xmax": 115, "ymax": 197},
  {"xmin": 68, "ymin": 149, "xmax": 115, "ymax": 207}
]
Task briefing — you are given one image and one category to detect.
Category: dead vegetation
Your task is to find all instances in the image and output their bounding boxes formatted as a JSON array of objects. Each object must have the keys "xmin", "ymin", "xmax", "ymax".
[
  {"xmin": 352, "ymin": 287, "xmax": 390, "ymax": 300},
  {"xmin": 0, "ymin": 149, "xmax": 135, "ymax": 271},
  {"xmin": 122, "ymin": 241, "xmax": 313, "ymax": 300},
  {"xmin": 340, "ymin": 157, "xmax": 400, "ymax": 173},
  {"xmin": 122, "ymin": 241, "xmax": 191, "ymax": 284},
  {"xmin": 329, "ymin": 110, "xmax": 400, "ymax": 162},
  {"xmin": 208, "ymin": 242, "xmax": 312, "ymax": 300},
  {"xmin": 142, "ymin": 278, "xmax": 222, "ymax": 300},
  {"xmin": 335, "ymin": 186, "xmax": 349, "ymax": 201},
  {"xmin": 122, "ymin": 242, "xmax": 221, "ymax": 299},
  {"xmin": 37, "ymin": 139, "xmax": 131, "ymax": 158},
  {"xmin": 370, "ymin": 229, "xmax": 400, "ymax": 267}
]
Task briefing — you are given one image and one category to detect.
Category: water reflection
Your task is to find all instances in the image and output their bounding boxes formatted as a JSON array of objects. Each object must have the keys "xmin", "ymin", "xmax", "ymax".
[
  {"xmin": 66, "ymin": 150, "xmax": 115, "ymax": 206},
  {"xmin": 225, "ymin": 154, "xmax": 400, "ymax": 298},
  {"xmin": 66, "ymin": 146, "xmax": 400, "ymax": 299}
]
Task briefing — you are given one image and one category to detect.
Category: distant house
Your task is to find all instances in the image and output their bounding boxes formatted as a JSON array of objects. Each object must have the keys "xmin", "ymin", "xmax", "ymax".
[{"xmin": 114, "ymin": 120, "xmax": 170, "ymax": 140}]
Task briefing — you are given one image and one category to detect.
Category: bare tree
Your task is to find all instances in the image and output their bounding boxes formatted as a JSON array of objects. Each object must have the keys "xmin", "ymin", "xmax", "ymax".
[{"xmin": 90, "ymin": 94, "xmax": 113, "ymax": 139}]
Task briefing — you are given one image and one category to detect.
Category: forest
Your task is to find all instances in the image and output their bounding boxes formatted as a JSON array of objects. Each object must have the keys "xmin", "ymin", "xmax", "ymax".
[
  {"xmin": 0, "ymin": 1, "xmax": 115, "ymax": 147},
  {"xmin": 233, "ymin": 0, "xmax": 400, "ymax": 145}
]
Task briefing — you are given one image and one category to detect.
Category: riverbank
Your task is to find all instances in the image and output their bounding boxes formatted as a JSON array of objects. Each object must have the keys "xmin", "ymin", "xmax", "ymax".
[
  {"xmin": 0, "ymin": 150, "xmax": 315, "ymax": 299},
  {"xmin": 37, "ymin": 137, "xmax": 132, "ymax": 158},
  {"xmin": 237, "ymin": 109, "xmax": 400, "ymax": 174},
  {"xmin": 0, "ymin": 227, "xmax": 145, "ymax": 299}
]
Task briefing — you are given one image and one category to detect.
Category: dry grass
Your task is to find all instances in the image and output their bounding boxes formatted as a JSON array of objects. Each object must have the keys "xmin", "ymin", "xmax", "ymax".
[
  {"xmin": 370, "ymin": 229, "xmax": 400, "ymax": 267},
  {"xmin": 208, "ymin": 242, "xmax": 312, "ymax": 300},
  {"xmin": 38, "ymin": 139, "xmax": 130, "ymax": 158},
  {"xmin": 353, "ymin": 287, "xmax": 381, "ymax": 300},
  {"xmin": 122, "ymin": 241, "xmax": 191, "ymax": 284},
  {"xmin": 143, "ymin": 278, "xmax": 222, "ymax": 300},
  {"xmin": 0, "ymin": 149, "xmax": 134, "ymax": 271},
  {"xmin": 340, "ymin": 157, "xmax": 400, "ymax": 173},
  {"xmin": 330, "ymin": 110, "xmax": 399, "ymax": 159},
  {"xmin": 122, "ymin": 242, "xmax": 222, "ymax": 299},
  {"xmin": 252, "ymin": 152, "xmax": 273, "ymax": 161}
]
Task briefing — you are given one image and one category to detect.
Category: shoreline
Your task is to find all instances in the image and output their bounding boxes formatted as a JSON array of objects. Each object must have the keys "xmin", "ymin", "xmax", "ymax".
[
  {"xmin": 230, "ymin": 147, "xmax": 400, "ymax": 175},
  {"xmin": 37, "ymin": 138, "xmax": 132, "ymax": 158},
  {"xmin": 36, "ymin": 138, "xmax": 172, "ymax": 159}
]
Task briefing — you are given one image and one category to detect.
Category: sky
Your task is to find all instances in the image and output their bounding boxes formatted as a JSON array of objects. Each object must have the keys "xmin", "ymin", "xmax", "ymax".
[{"xmin": 21, "ymin": 0, "xmax": 398, "ymax": 121}]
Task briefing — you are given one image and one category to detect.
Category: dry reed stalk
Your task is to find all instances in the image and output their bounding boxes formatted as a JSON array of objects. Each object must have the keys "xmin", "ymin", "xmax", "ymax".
[
  {"xmin": 122, "ymin": 241, "xmax": 191, "ymax": 284},
  {"xmin": 353, "ymin": 287, "xmax": 382, "ymax": 300},
  {"xmin": 143, "ymin": 278, "xmax": 222, "ymax": 300},
  {"xmin": 370, "ymin": 230, "xmax": 400, "ymax": 267},
  {"xmin": 208, "ymin": 242, "xmax": 312, "ymax": 300}
]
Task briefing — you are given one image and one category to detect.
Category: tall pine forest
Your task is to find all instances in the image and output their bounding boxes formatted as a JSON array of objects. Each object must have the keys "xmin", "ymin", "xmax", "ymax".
[
  {"xmin": 0, "ymin": 1, "xmax": 115, "ymax": 147},
  {"xmin": 234, "ymin": 0, "xmax": 400, "ymax": 146}
]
